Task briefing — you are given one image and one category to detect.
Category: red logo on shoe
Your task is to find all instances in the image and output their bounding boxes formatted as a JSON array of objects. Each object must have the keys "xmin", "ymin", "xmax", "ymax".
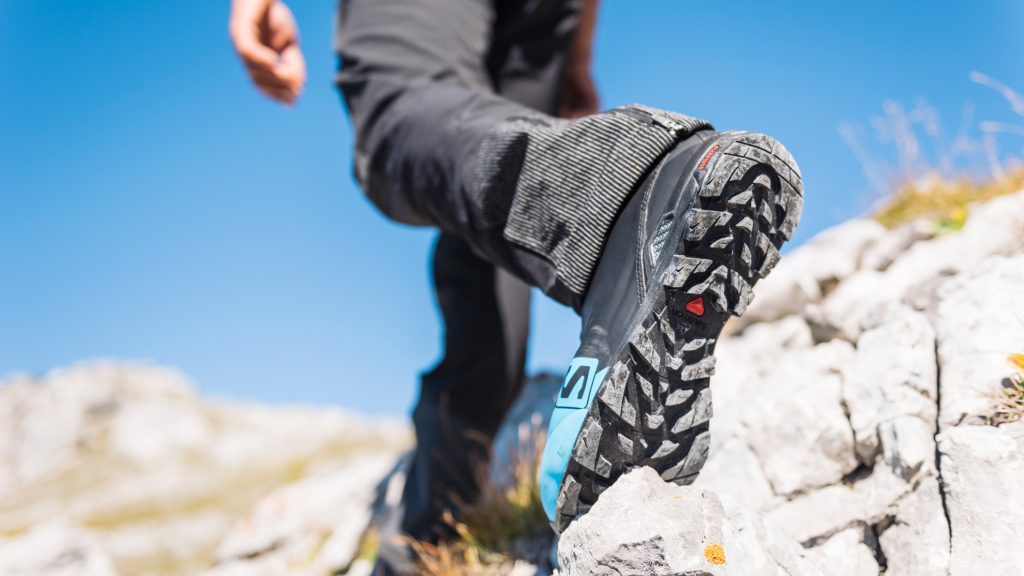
[
  {"xmin": 698, "ymin": 145, "xmax": 720, "ymax": 170},
  {"xmin": 685, "ymin": 296, "xmax": 705, "ymax": 316}
]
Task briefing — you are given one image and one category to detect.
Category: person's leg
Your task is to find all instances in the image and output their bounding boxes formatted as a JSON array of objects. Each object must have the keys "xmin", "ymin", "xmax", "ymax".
[
  {"xmin": 399, "ymin": 235, "xmax": 530, "ymax": 542},
  {"xmin": 336, "ymin": 0, "xmax": 710, "ymax": 310},
  {"xmin": 356, "ymin": 2, "xmax": 568, "ymax": 570},
  {"xmin": 337, "ymin": 0, "xmax": 804, "ymax": 541}
]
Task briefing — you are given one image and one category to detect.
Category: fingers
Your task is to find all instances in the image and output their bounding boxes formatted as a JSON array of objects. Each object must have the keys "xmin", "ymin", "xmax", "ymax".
[
  {"xmin": 247, "ymin": 66, "xmax": 299, "ymax": 104},
  {"xmin": 229, "ymin": 0, "xmax": 306, "ymax": 105},
  {"xmin": 275, "ymin": 42, "xmax": 306, "ymax": 96},
  {"xmin": 229, "ymin": 0, "xmax": 275, "ymax": 69},
  {"xmin": 261, "ymin": 1, "xmax": 306, "ymax": 100}
]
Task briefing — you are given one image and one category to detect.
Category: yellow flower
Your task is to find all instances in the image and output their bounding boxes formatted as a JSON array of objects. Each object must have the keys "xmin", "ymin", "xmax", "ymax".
[{"xmin": 1010, "ymin": 354, "xmax": 1024, "ymax": 374}]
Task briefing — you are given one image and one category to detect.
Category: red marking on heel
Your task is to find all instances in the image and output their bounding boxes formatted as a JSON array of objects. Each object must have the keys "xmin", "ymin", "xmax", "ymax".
[
  {"xmin": 685, "ymin": 296, "xmax": 705, "ymax": 316},
  {"xmin": 698, "ymin": 145, "xmax": 721, "ymax": 170}
]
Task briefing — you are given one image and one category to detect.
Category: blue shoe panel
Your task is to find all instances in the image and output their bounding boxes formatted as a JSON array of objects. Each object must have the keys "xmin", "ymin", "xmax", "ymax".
[{"xmin": 539, "ymin": 358, "xmax": 608, "ymax": 522}]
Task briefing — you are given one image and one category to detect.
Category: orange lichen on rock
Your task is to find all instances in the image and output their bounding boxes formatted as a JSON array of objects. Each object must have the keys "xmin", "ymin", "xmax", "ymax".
[{"xmin": 704, "ymin": 543, "xmax": 726, "ymax": 565}]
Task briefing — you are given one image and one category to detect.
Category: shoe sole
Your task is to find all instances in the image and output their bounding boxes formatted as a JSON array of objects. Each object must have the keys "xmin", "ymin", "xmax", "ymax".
[{"xmin": 552, "ymin": 132, "xmax": 804, "ymax": 532}]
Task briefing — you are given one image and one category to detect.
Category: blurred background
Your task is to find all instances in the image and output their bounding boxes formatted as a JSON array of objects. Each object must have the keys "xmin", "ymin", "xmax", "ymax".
[{"xmin": 2, "ymin": 0, "xmax": 1022, "ymax": 415}]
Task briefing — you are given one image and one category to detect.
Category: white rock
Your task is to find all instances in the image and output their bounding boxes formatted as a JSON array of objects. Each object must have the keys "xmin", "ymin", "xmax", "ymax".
[
  {"xmin": 842, "ymin": 305, "xmax": 937, "ymax": 468},
  {"xmin": 805, "ymin": 191, "xmax": 1024, "ymax": 341},
  {"xmin": 0, "ymin": 521, "xmax": 117, "ymax": 576},
  {"xmin": 206, "ymin": 454, "xmax": 396, "ymax": 576},
  {"xmin": 805, "ymin": 269, "xmax": 894, "ymax": 341},
  {"xmin": 0, "ymin": 361, "xmax": 196, "ymax": 498},
  {"xmin": 558, "ymin": 467, "xmax": 818, "ymax": 576},
  {"xmin": 938, "ymin": 423, "xmax": 1024, "ymax": 575},
  {"xmin": 0, "ymin": 361, "xmax": 408, "ymax": 574},
  {"xmin": 105, "ymin": 398, "xmax": 211, "ymax": 463},
  {"xmin": 931, "ymin": 256, "xmax": 1024, "ymax": 429},
  {"xmin": 740, "ymin": 219, "xmax": 887, "ymax": 327},
  {"xmin": 694, "ymin": 438, "xmax": 781, "ymax": 513},
  {"xmin": 878, "ymin": 416, "xmax": 935, "ymax": 483},
  {"xmin": 806, "ymin": 527, "xmax": 879, "ymax": 576},
  {"xmin": 882, "ymin": 191, "xmax": 1024, "ymax": 311},
  {"xmin": 742, "ymin": 340, "xmax": 858, "ymax": 495},
  {"xmin": 877, "ymin": 476, "xmax": 950, "ymax": 576},
  {"xmin": 765, "ymin": 466, "xmax": 911, "ymax": 544},
  {"xmin": 860, "ymin": 218, "xmax": 935, "ymax": 272}
]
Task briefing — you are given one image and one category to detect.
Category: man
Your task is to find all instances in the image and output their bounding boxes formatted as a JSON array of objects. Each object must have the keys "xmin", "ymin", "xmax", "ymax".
[{"xmin": 230, "ymin": 0, "xmax": 803, "ymax": 573}]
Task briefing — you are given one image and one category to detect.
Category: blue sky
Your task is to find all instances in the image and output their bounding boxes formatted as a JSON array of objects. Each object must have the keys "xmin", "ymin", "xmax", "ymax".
[{"xmin": 2, "ymin": 1, "xmax": 1022, "ymax": 415}]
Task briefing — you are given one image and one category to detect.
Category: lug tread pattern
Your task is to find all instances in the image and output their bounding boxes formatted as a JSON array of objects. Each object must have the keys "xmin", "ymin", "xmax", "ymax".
[{"xmin": 553, "ymin": 132, "xmax": 803, "ymax": 532}]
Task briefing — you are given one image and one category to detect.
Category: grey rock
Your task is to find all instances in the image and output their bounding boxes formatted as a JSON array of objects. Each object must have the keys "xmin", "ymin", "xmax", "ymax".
[
  {"xmin": 0, "ymin": 522, "xmax": 117, "ymax": 576},
  {"xmin": 765, "ymin": 466, "xmax": 910, "ymax": 545},
  {"xmin": 805, "ymin": 269, "xmax": 892, "ymax": 342},
  {"xmin": 693, "ymin": 438, "xmax": 781, "ymax": 513},
  {"xmin": 557, "ymin": 467, "xmax": 819, "ymax": 576},
  {"xmin": 806, "ymin": 527, "xmax": 879, "ymax": 576},
  {"xmin": 0, "ymin": 361, "xmax": 409, "ymax": 575},
  {"xmin": 805, "ymin": 191, "xmax": 1024, "ymax": 341},
  {"xmin": 739, "ymin": 219, "xmax": 887, "ymax": 328},
  {"xmin": 860, "ymin": 219, "xmax": 936, "ymax": 272},
  {"xmin": 938, "ymin": 422, "xmax": 1024, "ymax": 575},
  {"xmin": 877, "ymin": 476, "xmax": 950, "ymax": 576},
  {"xmin": 842, "ymin": 305, "xmax": 937, "ymax": 469},
  {"xmin": 743, "ymin": 340, "xmax": 858, "ymax": 496},
  {"xmin": 931, "ymin": 256, "xmax": 1024, "ymax": 429},
  {"xmin": 204, "ymin": 454, "xmax": 396, "ymax": 576}
]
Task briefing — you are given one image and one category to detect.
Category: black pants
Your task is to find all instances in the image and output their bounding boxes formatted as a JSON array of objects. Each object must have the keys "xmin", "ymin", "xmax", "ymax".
[{"xmin": 334, "ymin": 0, "xmax": 711, "ymax": 549}]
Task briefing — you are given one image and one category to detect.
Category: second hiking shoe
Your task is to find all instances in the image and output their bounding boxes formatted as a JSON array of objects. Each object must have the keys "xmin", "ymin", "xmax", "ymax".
[{"xmin": 539, "ymin": 130, "xmax": 804, "ymax": 533}]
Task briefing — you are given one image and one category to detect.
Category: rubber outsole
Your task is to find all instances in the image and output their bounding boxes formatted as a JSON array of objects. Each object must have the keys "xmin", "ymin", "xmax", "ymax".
[{"xmin": 552, "ymin": 132, "xmax": 804, "ymax": 532}]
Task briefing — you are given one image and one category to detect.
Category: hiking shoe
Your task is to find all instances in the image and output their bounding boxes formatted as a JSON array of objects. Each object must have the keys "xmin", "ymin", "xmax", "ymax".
[{"xmin": 538, "ymin": 130, "xmax": 803, "ymax": 532}]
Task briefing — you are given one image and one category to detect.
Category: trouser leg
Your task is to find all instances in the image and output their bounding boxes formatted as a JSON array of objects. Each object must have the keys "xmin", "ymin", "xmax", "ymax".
[
  {"xmin": 382, "ymin": 0, "xmax": 572, "ymax": 543},
  {"xmin": 336, "ymin": 0, "xmax": 711, "ymax": 310},
  {"xmin": 401, "ymin": 234, "xmax": 531, "ymax": 541}
]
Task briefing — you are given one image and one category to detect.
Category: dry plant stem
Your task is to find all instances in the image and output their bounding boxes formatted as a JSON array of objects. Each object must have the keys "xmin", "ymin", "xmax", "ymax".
[
  {"xmin": 986, "ymin": 355, "xmax": 1024, "ymax": 426},
  {"xmin": 412, "ymin": 431, "xmax": 551, "ymax": 576}
]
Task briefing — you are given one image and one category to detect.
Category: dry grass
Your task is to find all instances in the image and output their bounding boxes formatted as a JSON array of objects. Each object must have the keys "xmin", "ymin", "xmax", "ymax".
[
  {"xmin": 987, "ymin": 354, "xmax": 1024, "ymax": 426},
  {"xmin": 411, "ymin": 432, "xmax": 552, "ymax": 576},
  {"xmin": 873, "ymin": 168, "xmax": 1024, "ymax": 231},
  {"xmin": 842, "ymin": 72, "xmax": 1024, "ymax": 232}
]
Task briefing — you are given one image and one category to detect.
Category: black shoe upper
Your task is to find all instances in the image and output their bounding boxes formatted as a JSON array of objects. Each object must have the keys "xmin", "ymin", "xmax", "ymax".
[{"xmin": 578, "ymin": 129, "xmax": 717, "ymax": 366}]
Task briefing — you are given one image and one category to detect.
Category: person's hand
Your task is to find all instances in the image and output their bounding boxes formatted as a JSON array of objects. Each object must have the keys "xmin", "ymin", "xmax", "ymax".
[
  {"xmin": 229, "ymin": 0, "xmax": 306, "ymax": 105},
  {"xmin": 559, "ymin": 60, "xmax": 599, "ymax": 119}
]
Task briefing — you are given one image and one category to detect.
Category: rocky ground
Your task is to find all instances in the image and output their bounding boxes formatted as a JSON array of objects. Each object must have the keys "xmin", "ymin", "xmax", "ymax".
[
  {"xmin": 2, "ymin": 190, "xmax": 1023, "ymax": 575},
  {"xmin": 0, "ymin": 363, "xmax": 408, "ymax": 575}
]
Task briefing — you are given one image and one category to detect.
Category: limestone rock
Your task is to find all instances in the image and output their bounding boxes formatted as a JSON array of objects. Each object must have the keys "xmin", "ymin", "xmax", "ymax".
[
  {"xmin": 803, "ymin": 191, "xmax": 1024, "ymax": 341},
  {"xmin": 693, "ymin": 438, "xmax": 780, "ymax": 513},
  {"xmin": 806, "ymin": 527, "xmax": 879, "ymax": 576},
  {"xmin": 742, "ymin": 340, "xmax": 858, "ymax": 496},
  {"xmin": 842, "ymin": 305, "xmax": 937, "ymax": 468},
  {"xmin": 859, "ymin": 218, "xmax": 935, "ymax": 272},
  {"xmin": 203, "ymin": 454, "xmax": 395, "ymax": 576},
  {"xmin": 0, "ymin": 361, "xmax": 408, "ymax": 575},
  {"xmin": 932, "ymin": 256, "xmax": 1024, "ymax": 429},
  {"xmin": 557, "ymin": 467, "xmax": 818, "ymax": 576},
  {"xmin": 739, "ymin": 219, "xmax": 887, "ymax": 328},
  {"xmin": 0, "ymin": 522, "xmax": 116, "ymax": 576},
  {"xmin": 877, "ymin": 476, "xmax": 950, "ymax": 576},
  {"xmin": 764, "ymin": 466, "xmax": 910, "ymax": 545},
  {"xmin": 938, "ymin": 423, "xmax": 1024, "ymax": 575}
]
